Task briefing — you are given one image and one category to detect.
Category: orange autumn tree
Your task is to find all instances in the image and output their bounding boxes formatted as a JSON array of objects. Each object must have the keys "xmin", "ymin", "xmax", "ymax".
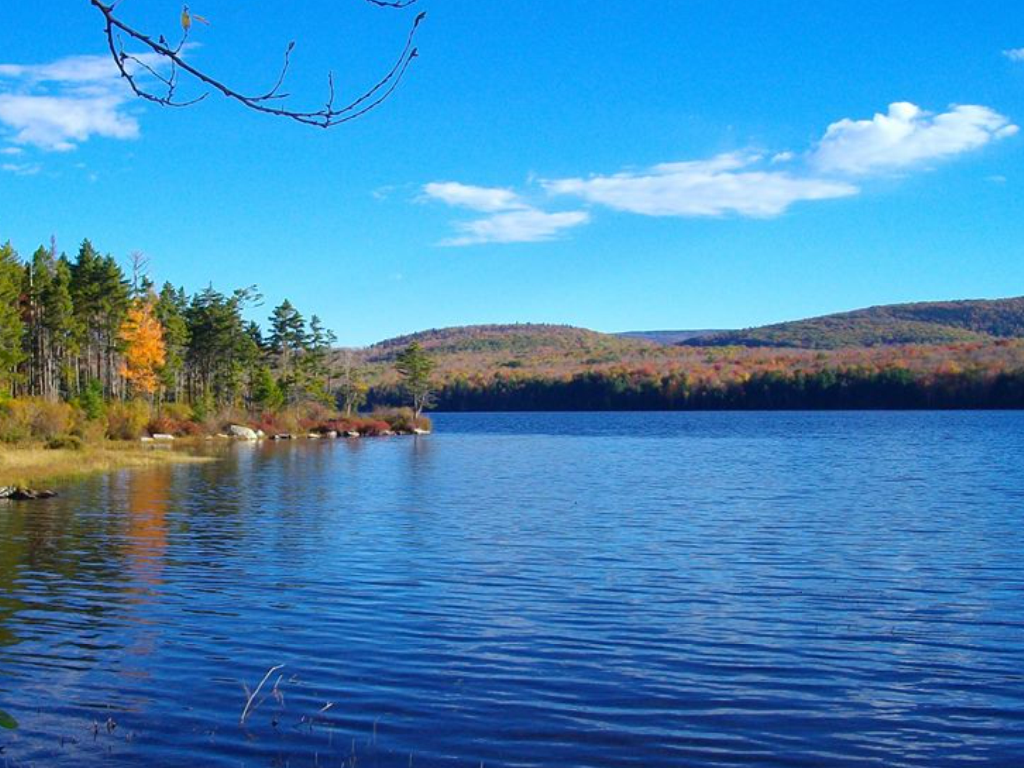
[{"xmin": 119, "ymin": 300, "xmax": 167, "ymax": 397}]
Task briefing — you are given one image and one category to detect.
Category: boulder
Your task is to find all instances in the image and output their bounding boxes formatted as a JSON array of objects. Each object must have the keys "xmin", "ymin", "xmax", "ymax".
[
  {"xmin": 140, "ymin": 436, "xmax": 155, "ymax": 443},
  {"xmin": 412, "ymin": 428, "xmax": 431, "ymax": 435},
  {"xmin": 272, "ymin": 433, "xmax": 294, "ymax": 441},
  {"xmin": 228, "ymin": 425, "xmax": 258, "ymax": 440},
  {"xmin": 152, "ymin": 433, "xmax": 175, "ymax": 442},
  {"xmin": 345, "ymin": 431, "xmax": 360, "ymax": 438},
  {"xmin": 324, "ymin": 430, "xmax": 338, "ymax": 439}
]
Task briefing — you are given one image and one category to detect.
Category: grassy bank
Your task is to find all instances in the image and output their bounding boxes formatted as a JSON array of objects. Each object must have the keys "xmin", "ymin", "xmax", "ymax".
[{"xmin": 0, "ymin": 442, "xmax": 212, "ymax": 488}]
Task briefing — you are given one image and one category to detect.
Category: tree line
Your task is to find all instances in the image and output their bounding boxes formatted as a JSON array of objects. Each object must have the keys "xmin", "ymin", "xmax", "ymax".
[
  {"xmin": 368, "ymin": 366, "xmax": 1024, "ymax": 411},
  {"xmin": 0, "ymin": 238, "xmax": 380, "ymax": 418}
]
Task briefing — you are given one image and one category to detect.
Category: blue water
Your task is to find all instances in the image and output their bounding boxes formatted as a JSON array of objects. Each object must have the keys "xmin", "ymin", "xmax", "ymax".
[{"xmin": 0, "ymin": 411, "xmax": 1022, "ymax": 766}]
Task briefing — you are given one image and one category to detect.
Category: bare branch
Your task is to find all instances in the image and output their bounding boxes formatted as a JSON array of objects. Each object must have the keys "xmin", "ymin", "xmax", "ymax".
[{"xmin": 88, "ymin": 1, "xmax": 425, "ymax": 127}]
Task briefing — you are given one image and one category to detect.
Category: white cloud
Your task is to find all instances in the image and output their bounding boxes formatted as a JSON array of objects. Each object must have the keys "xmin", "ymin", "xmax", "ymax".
[
  {"xmin": 441, "ymin": 209, "xmax": 590, "ymax": 246},
  {"xmin": 2, "ymin": 162, "xmax": 41, "ymax": 176},
  {"xmin": 422, "ymin": 181, "xmax": 529, "ymax": 213},
  {"xmin": 545, "ymin": 152, "xmax": 858, "ymax": 218},
  {"xmin": 0, "ymin": 94, "xmax": 139, "ymax": 151},
  {"xmin": 1004, "ymin": 49, "xmax": 1024, "ymax": 62},
  {"xmin": 0, "ymin": 146, "xmax": 22, "ymax": 155},
  {"xmin": 0, "ymin": 54, "xmax": 155, "ymax": 151},
  {"xmin": 810, "ymin": 102, "xmax": 1018, "ymax": 175},
  {"xmin": 424, "ymin": 180, "xmax": 588, "ymax": 245},
  {"xmin": 421, "ymin": 100, "xmax": 1014, "ymax": 242}
]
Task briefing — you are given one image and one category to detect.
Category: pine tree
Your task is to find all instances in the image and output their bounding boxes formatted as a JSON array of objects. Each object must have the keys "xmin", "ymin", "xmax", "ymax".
[
  {"xmin": 70, "ymin": 241, "xmax": 129, "ymax": 397},
  {"xmin": 22, "ymin": 246, "xmax": 53, "ymax": 397},
  {"xmin": 251, "ymin": 364, "xmax": 285, "ymax": 412},
  {"xmin": 44, "ymin": 255, "xmax": 77, "ymax": 400},
  {"xmin": 154, "ymin": 283, "xmax": 190, "ymax": 402},
  {"xmin": 268, "ymin": 299, "xmax": 308, "ymax": 401},
  {"xmin": 395, "ymin": 342, "xmax": 434, "ymax": 419},
  {"xmin": 0, "ymin": 242, "xmax": 25, "ymax": 396}
]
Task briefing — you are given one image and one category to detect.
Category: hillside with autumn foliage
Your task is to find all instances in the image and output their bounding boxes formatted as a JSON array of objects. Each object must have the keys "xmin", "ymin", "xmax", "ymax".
[
  {"xmin": 360, "ymin": 309, "xmax": 1024, "ymax": 410},
  {"xmin": 680, "ymin": 296, "xmax": 1024, "ymax": 349}
]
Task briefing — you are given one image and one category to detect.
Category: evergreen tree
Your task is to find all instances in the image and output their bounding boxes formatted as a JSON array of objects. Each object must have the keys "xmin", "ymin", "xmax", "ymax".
[
  {"xmin": 0, "ymin": 242, "xmax": 25, "ymax": 396},
  {"xmin": 22, "ymin": 246, "xmax": 53, "ymax": 397},
  {"xmin": 154, "ymin": 283, "xmax": 190, "ymax": 402},
  {"xmin": 44, "ymin": 256, "xmax": 77, "ymax": 400},
  {"xmin": 251, "ymin": 364, "xmax": 285, "ymax": 412},
  {"xmin": 185, "ymin": 285, "xmax": 260, "ymax": 407},
  {"xmin": 268, "ymin": 299, "xmax": 308, "ymax": 401},
  {"xmin": 70, "ymin": 240, "xmax": 129, "ymax": 397},
  {"xmin": 395, "ymin": 342, "xmax": 434, "ymax": 419}
]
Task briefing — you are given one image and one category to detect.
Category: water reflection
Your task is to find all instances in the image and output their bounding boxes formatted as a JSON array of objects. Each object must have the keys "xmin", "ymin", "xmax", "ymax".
[{"xmin": 0, "ymin": 415, "xmax": 1020, "ymax": 767}]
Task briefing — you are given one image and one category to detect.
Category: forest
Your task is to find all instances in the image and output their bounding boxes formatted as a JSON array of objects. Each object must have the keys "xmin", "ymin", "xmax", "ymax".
[
  {"xmin": 0, "ymin": 237, "xmax": 426, "ymax": 447},
  {"xmin": 362, "ymin": 326, "xmax": 1024, "ymax": 411}
]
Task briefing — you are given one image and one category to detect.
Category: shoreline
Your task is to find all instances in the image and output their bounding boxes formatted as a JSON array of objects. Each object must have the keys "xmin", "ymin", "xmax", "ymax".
[{"xmin": 0, "ymin": 442, "xmax": 214, "ymax": 489}]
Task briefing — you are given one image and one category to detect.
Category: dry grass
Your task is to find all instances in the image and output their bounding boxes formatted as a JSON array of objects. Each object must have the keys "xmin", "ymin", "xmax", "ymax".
[{"xmin": 0, "ymin": 442, "xmax": 213, "ymax": 487}]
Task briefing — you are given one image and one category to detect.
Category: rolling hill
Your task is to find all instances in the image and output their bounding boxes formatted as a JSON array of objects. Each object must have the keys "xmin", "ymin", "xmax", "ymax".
[
  {"xmin": 364, "ymin": 324, "xmax": 657, "ymax": 371},
  {"xmin": 679, "ymin": 296, "xmax": 1024, "ymax": 349},
  {"xmin": 359, "ymin": 301, "xmax": 1024, "ymax": 410}
]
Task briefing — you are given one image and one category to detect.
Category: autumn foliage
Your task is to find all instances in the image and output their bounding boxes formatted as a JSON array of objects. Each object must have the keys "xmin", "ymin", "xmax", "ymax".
[{"xmin": 119, "ymin": 301, "xmax": 167, "ymax": 397}]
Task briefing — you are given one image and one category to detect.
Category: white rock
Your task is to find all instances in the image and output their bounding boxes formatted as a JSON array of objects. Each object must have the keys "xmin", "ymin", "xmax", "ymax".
[
  {"xmin": 228, "ymin": 425, "xmax": 258, "ymax": 440},
  {"xmin": 152, "ymin": 433, "xmax": 175, "ymax": 441}
]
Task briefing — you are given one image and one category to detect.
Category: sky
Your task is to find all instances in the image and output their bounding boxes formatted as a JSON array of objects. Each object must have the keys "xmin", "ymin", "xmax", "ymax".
[{"xmin": 1, "ymin": 0, "xmax": 1024, "ymax": 345}]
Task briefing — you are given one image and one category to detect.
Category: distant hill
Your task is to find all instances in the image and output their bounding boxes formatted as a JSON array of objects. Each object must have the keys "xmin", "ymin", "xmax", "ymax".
[
  {"xmin": 358, "ymin": 297, "xmax": 1024, "ymax": 383},
  {"xmin": 365, "ymin": 324, "xmax": 655, "ymax": 369},
  {"xmin": 679, "ymin": 296, "xmax": 1024, "ymax": 349},
  {"xmin": 359, "ymin": 302, "xmax": 1024, "ymax": 411},
  {"xmin": 617, "ymin": 330, "xmax": 725, "ymax": 345}
]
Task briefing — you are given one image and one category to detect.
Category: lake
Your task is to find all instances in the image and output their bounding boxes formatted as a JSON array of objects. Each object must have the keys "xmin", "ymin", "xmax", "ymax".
[{"xmin": 0, "ymin": 412, "xmax": 1022, "ymax": 766}]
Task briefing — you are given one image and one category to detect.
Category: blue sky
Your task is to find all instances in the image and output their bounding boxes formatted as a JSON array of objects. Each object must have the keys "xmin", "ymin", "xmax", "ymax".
[{"xmin": 1, "ymin": 0, "xmax": 1023, "ymax": 345}]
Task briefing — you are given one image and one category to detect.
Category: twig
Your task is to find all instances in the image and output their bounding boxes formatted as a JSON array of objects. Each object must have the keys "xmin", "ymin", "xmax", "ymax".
[
  {"xmin": 240, "ymin": 664, "xmax": 285, "ymax": 725},
  {"xmin": 87, "ymin": 0, "xmax": 425, "ymax": 127}
]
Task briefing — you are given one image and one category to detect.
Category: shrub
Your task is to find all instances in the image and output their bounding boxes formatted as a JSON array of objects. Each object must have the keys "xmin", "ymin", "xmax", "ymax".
[
  {"xmin": 45, "ymin": 434, "xmax": 83, "ymax": 451},
  {"xmin": 354, "ymin": 418, "xmax": 392, "ymax": 437},
  {"xmin": 29, "ymin": 400, "xmax": 74, "ymax": 439},
  {"xmin": 371, "ymin": 407, "xmax": 432, "ymax": 433},
  {"xmin": 161, "ymin": 402, "xmax": 195, "ymax": 423},
  {"xmin": 176, "ymin": 420, "xmax": 204, "ymax": 437},
  {"xmin": 297, "ymin": 401, "xmax": 334, "ymax": 432},
  {"xmin": 0, "ymin": 398, "xmax": 75, "ymax": 442},
  {"xmin": 0, "ymin": 401, "xmax": 28, "ymax": 443},
  {"xmin": 72, "ymin": 418, "xmax": 108, "ymax": 444},
  {"xmin": 146, "ymin": 414, "xmax": 204, "ymax": 437},
  {"xmin": 106, "ymin": 400, "xmax": 151, "ymax": 441}
]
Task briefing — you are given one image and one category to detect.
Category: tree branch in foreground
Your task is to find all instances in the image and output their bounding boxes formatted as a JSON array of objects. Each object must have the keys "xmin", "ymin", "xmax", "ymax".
[{"xmin": 88, "ymin": 0, "xmax": 425, "ymax": 127}]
